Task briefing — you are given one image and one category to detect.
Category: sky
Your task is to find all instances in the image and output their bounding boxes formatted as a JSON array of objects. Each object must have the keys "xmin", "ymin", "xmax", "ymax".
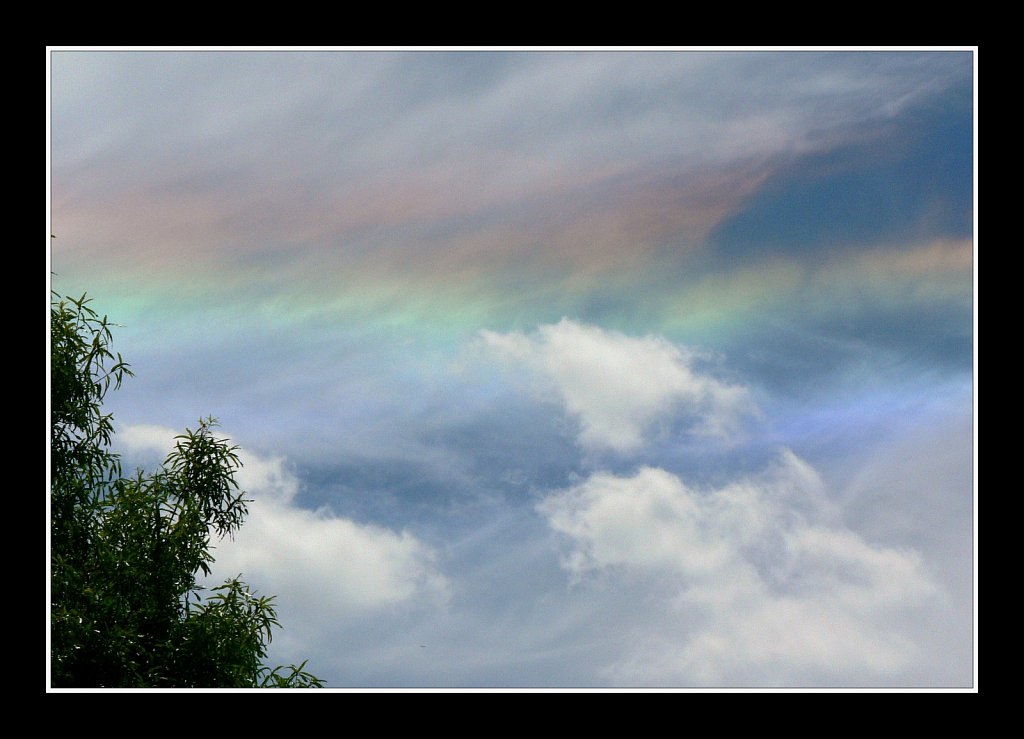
[{"xmin": 48, "ymin": 48, "xmax": 975, "ymax": 689}]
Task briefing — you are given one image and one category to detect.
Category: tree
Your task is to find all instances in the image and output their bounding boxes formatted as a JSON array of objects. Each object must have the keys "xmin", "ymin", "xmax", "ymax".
[{"xmin": 50, "ymin": 291, "xmax": 323, "ymax": 687}]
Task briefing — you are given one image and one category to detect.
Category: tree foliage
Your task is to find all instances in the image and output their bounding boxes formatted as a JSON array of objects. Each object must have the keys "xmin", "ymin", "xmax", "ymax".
[{"xmin": 50, "ymin": 292, "xmax": 323, "ymax": 688}]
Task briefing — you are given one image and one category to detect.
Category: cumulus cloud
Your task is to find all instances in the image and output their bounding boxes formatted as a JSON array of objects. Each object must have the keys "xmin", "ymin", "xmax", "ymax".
[
  {"xmin": 212, "ymin": 463, "xmax": 449, "ymax": 615},
  {"xmin": 537, "ymin": 450, "xmax": 937, "ymax": 685},
  {"xmin": 118, "ymin": 423, "xmax": 449, "ymax": 616},
  {"xmin": 118, "ymin": 422, "xmax": 178, "ymax": 456},
  {"xmin": 480, "ymin": 319, "xmax": 753, "ymax": 453}
]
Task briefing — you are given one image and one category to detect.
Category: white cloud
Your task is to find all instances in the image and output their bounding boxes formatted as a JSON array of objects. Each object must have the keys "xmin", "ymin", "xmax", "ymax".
[
  {"xmin": 233, "ymin": 449, "xmax": 300, "ymax": 507},
  {"xmin": 118, "ymin": 423, "xmax": 449, "ymax": 617},
  {"xmin": 537, "ymin": 451, "xmax": 938, "ymax": 685},
  {"xmin": 481, "ymin": 319, "xmax": 753, "ymax": 453},
  {"xmin": 211, "ymin": 459, "xmax": 449, "ymax": 615},
  {"xmin": 118, "ymin": 422, "xmax": 178, "ymax": 455}
]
